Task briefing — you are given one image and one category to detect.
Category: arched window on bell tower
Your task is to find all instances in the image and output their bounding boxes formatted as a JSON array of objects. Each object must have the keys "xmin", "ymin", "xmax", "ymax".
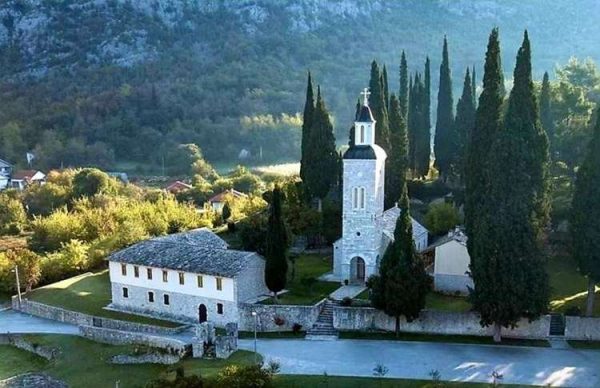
[
  {"xmin": 352, "ymin": 187, "xmax": 366, "ymax": 210},
  {"xmin": 359, "ymin": 125, "xmax": 365, "ymax": 143}
]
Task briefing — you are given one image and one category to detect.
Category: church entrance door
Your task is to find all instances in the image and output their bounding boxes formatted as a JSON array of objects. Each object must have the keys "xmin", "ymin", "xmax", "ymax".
[
  {"xmin": 198, "ymin": 304, "xmax": 207, "ymax": 323},
  {"xmin": 350, "ymin": 257, "xmax": 366, "ymax": 282}
]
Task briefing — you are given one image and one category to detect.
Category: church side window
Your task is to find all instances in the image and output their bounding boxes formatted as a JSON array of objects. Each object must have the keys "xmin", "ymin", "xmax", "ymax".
[
  {"xmin": 352, "ymin": 187, "xmax": 366, "ymax": 210},
  {"xmin": 359, "ymin": 187, "xmax": 365, "ymax": 209},
  {"xmin": 359, "ymin": 125, "xmax": 365, "ymax": 143}
]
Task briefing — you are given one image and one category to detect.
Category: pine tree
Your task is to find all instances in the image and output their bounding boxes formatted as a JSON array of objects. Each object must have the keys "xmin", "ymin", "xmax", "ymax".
[
  {"xmin": 408, "ymin": 75, "xmax": 416, "ymax": 172},
  {"xmin": 299, "ymin": 72, "xmax": 315, "ymax": 186},
  {"xmin": 471, "ymin": 65, "xmax": 477, "ymax": 109},
  {"xmin": 386, "ymin": 94, "xmax": 409, "ymax": 208},
  {"xmin": 399, "ymin": 51, "xmax": 409, "ymax": 119},
  {"xmin": 383, "ymin": 64, "xmax": 390, "ymax": 111},
  {"xmin": 303, "ymin": 87, "xmax": 338, "ymax": 211},
  {"xmin": 571, "ymin": 109, "xmax": 600, "ymax": 316},
  {"xmin": 434, "ymin": 37, "xmax": 454, "ymax": 181},
  {"xmin": 368, "ymin": 185, "xmax": 430, "ymax": 335},
  {"xmin": 453, "ymin": 68, "xmax": 476, "ymax": 183},
  {"xmin": 264, "ymin": 186, "xmax": 288, "ymax": 302},
  {"xmin": 413, "ymin": 72, "xmax": 431, "ymax": 179},
  {"xmin": 540, "ymin": 71, "xmax": 554, "ymax": 144},
  {"xmin": 369, "ymin": 61, "xmax": 392, "ymax": 154}
]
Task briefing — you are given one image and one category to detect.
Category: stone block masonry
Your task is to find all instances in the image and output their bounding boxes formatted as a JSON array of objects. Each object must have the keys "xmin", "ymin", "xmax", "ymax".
[
  {"xmin": 79, "ymin": 326, "xmax": 189, "ymax": 355},
  {"xmin": 0, "ymin": 334, "xmax": 60, "ymax": 360},
  {"xmin": 237, "ymin": 299, "xmax": 325, "ymax": 332},
  {"xmin": 109, "ymin": 353, "xmax": 180, "ymax": 365},
  {"xmin": 565, "ymin": 316, "xmax": 600, "ymax": 341}
]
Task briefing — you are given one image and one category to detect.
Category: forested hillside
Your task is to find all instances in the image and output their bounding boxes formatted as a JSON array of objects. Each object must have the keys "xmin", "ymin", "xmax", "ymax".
[{"xmin": 0, "ymin": 0, "xmax": 599, "ymax": 171}]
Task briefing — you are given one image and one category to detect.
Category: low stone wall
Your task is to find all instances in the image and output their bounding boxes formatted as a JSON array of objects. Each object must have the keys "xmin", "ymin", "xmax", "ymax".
[
  {"xmin": 565, "ymin": 316, "xmax": 600, "ymax": 341},
  {"xmin": 78, "ymin": 326, "xmax": 189, "ymax": 355},
  {"xmin": 333, "ymin": 307, "xmax": 551, "ymax": 339},
  {"xmin": 238, "ymin": 299, "xmax": 325, "ymax": 332},
  {"xmin": 0, "ymin": 334, "xmax": 59, "ymax": 360},
  {"xmin": 12, "ymin": 297, "xmax": 186, "ymax": 335},
  {"xmin": 109, "ymin": 353, "xmax": 180, "ymax": 365},
  {"xmin": 0, "ymin": 373, "xmax": 68, "ymax": 388}
]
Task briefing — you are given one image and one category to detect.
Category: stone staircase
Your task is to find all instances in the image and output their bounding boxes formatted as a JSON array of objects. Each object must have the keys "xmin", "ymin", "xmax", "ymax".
[
  {"xmin": 549, "ymin": 313, "xmax": 566, "ymax": 336},
  {"xmin": 306, "ymin": 300, "xmax": 338, "ymax": 340}
]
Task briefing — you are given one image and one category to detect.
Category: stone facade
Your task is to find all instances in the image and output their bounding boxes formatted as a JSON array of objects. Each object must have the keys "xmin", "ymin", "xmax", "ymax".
[
  {"xmin": 565, "ymin": 316, "xmax": 600, "ymax": 341},
  {"xmin": 12, "ymin": 297, "xmax": 185, "ymax": 335},
  {"xmin": 191, "ymin": 322, "xmax": 238, "ymax": 359},
  {"xmin": 0, "ymin": 373, "xmax": 67, "ymax": 388},
  {"xmin": 237, "ymin": 299, "xmax": 325, "ymax": 332},
  {"xmin": 333, "ymin": 306, "xmax": 551, "ymax": 339},
  {"xmin": 110, "ymin": 353, "xmax": 181, "ymax": 365},
  {"xmin": 234, "ymin": 257, "xmax": 269, "ymax": 302},
  {"xmin": 78, "ymin": 326, "xmax": 189, "ymax": 355},
  {"xmin": 0, "ymin": 334, "xmax": 59, "ymax": 360},
  {"xmin": 434, "ymin": 274, "xmax": 474, "ymax": 296},
  {"xmin": 110, "ymin": 282, "xmax": 238, "ymax": 327}
]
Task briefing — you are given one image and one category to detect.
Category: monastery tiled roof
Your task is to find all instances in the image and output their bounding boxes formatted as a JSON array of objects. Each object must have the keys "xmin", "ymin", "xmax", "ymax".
[
  {"xmin": 381, "ymin": 206, "xmax": 429, "ymax": 240},
  {"xmin": 107, "ymin": 228, "xmax": 260, "ymax": 278}
]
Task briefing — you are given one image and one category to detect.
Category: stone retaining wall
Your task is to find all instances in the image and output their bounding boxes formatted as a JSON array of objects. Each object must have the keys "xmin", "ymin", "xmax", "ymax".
[
  {"xmin": 333, "ymin": 306, "xmax": 551, "ymax": 339},
  {"xmin": 78, "ymin": 326, "xmax": 189, "ymax": 355},
  {"xmin": 565, "ymin": 316, "xmax": 600, "ymax": 341},
  {"xmin": 109, "ymin": 353, "xmax": 180, "ymax": 365},
  {"xmin": 0, "ymin": 334, "xmax": 59, "ymax": 360},
  {"xmin": 12, "ymin": 297, "xmax": 186, "ymax": 335},
  {"xmin": 237, "ymin": 299, "xmax": 325, "ymax": 332}
]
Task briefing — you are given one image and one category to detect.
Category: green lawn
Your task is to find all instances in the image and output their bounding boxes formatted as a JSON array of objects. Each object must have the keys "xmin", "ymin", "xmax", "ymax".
[
  {"xmin": 425, "ymin": 292, "xmax": 472, "ymax": 312},
  {"xmin": 567, "ymin": 340, "xmax": 600, "ymax": 350},
  {"xmin": 274, "ymin": 375, "xmax": 512, "ymax": 387},
  {"xmin": 339, "ymin": 330, "xmax": 550, "ymax": 347},
  {"xmin": 26, "ymin": 271, "xmax": 180, "ymax": 327},
  {"xmin": 0, "ymin": 334, "xmax": 257, "ymax": 387},
  {"xmin": 548, "ymin": 254, "xmax": 600, "ymax": 316},
  {"xmin": 260, "ymin": 254, "xmax": 340, "ymax": 305}
]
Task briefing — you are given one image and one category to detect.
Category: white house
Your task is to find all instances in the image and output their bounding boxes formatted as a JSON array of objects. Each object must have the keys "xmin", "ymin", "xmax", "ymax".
[
  {"xmin": 0, "ymin": 159, "xmax": 12, "ymax": 190},
  {"xmin": 425, "ymin": 228, "xmax": 473, "ymax": 295},
  {"xmin": 332, "ymin": 89, "xmax": 428, "ymax": 284},
  {"xmin": 10, "ymin": 170, "xmax": 46, "ymax": 190},
  {"xmin": 208, "ymin": 189, "xmax": 247, "ymax": 212},
  {"xmin": 107, "ymin": 228, "xmax": 269, "ymax": 326}
]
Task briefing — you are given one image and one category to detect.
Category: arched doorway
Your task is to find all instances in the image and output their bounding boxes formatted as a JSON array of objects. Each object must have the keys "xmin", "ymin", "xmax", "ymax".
[
  {"xmin": 198, "ymin": 304, "xmax": 207, "ymax": 323},
  {"xmin": 350, "ymin": 257, "xmax": 366, "ymax": 282}
]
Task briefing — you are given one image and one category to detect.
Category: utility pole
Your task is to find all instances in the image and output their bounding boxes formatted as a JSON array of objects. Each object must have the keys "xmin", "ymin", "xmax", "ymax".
[
  {"xmin": 13, "ymin": 265, "xmax": 22, "ymax": 307},
  {"xmin": 251, "ymin": 311, "xmax": 258, "ymax": 364}
]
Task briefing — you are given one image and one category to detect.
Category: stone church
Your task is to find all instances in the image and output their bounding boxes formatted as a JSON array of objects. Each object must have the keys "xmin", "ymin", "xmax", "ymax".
[{"xmin": 332, "ymin": 89, "xmax": 428, "ymax": 284}]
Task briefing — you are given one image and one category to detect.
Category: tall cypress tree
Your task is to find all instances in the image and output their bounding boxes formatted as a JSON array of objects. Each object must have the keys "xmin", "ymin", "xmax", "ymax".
[
  {"xmin": 386, "ymin": 94, "xmax": 409, "ymax": 208},
  {"xmin": 264, "ymin": 186, "xmax": 288, "ymax": 302},
  {"xmin": 465, "ymin": 28, "xmax": 505, "ymax": 341},
  {"xmin": 434, "ymin": 37, "xmax": 454, "ymax": 181},
  {"xmin": 368, "ymin": 184, "xmax": 430, "ymax": 335},
  {"xmin": 453, "ymin": 68, "xmax": 476, "ymax": 183},
  {"xmin": 408, "ymin": 75, "xmax": 416, "ymax": 172},
  {"xmin": 370, "ymin": 61, "xmax": 391, "ymax": 154},
  {"xmin": 383, "ymin": 64, "xmax": 390, "ymax": 111},
  {"xmin": 471, "ymin": 65, "xmax": 477, "ymax": 109},
  {"xmin": 539, "ymin": 71, "xmax": 554, "ymax": 144},
  {"xmin": 348, "ymin": 99, "xmax": 361, "ymax": 147},
  {"xmin": 399, "ymin": 51, "xmax": 409, "ymax": 119},
  {"xmin": 571, "ymin": 109, "xmax": 600, "ymax": 316},
  {"xmin": 415, "ymin": 72, "xmax": 431, "ymax": 179},
  {"xmin": 299, "ymin": 72, "xmax": 315, "ymax": 186},
  {"xmin": 304, "ymin": 86, "xmax": 338, "ymax": 211},
  {"xmin": 424, "ymin": 57, "xmax": 432, "ymax": 141}
]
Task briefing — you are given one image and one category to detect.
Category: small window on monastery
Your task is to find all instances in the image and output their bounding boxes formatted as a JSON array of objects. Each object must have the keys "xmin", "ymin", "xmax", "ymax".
[
  {"xmin": 134, "ymin": 266, "xmax": 139, "ymax": 278},
  {"xmin": 147, "ymin": 268, "xmax": 152, "ymax": 280},
  {"xmin": 162, "ymin": 270, "xmax": 168, "ymax": 283},
  {"xmin": 216, "ymin": 277, "xmax": 223, "ymax": 291},
  {"xmin": 122, "ymin": 287, "xmax": 128, "ymax": 298},
  {"xmin": 360, "ymin": 125, "xmax": 365, "ymax": 143},
  {"xmin": 148, "ymin": 291, "xmax": 154, "ymax": 303},
  {"xmin": 121, "ymin": 264, "xmax": 127, "ymax": 276},
  {"xmin": 179, "ymin": 272, "xmax": 185, "ymax": 285},
  {"xmin": 197, "ymin": 275, "xmax": 203, "ymax": 288},
  {"xmin": 217, "ymin": 303, "xmax": 223, "ymax": 315},
  {"xmin": 163, "ymin": 294, "xmax": 170, "ymax": 305}
]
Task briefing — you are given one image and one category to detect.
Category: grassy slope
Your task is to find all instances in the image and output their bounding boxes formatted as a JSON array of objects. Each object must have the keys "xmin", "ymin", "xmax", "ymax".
[
  {"xmin": 0, "ymin": 345, "xmax": 48, "ymax": 380},
  {"xmin": 548, "ymin": 254, "xmax": 600, "ymax": 316},
  {"xmin": 26, "ymin": 271, "xmax": 179, "ymax": 327}
]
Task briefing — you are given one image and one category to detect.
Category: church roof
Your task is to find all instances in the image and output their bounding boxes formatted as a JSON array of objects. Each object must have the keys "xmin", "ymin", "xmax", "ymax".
[
  {"xmin": 107, "ymin": 228, "xmax": 260, "ymax": 278},
  {"xmin": 343, "ymin": 144, "xmax": 386, "ymax": 160},
  {"xmin": 382, "ymin": 206, "xmax": 429, "ymax": 240},
  {"xmin": 357, "ymin": 105, "xmax": 375, "ymax": 122}
]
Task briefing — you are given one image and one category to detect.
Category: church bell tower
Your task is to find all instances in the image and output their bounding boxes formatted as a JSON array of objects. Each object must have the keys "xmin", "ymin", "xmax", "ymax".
[{"xmin": 334, "ymin": 88, "xmax": 387, "ymax": 283}]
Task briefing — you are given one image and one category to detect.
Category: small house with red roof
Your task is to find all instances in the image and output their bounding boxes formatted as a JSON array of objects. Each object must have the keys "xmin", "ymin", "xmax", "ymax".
[
  {"xmin": 10, "ymin": 170, "xmax": 46, "ymax": 190},
  {"xmin": 165, "ymin": 180, "xmax": 192, "ymax": 194},
  {"xmin": 208, "ymin": 189, "xmax": 247, "ymax": 212}
]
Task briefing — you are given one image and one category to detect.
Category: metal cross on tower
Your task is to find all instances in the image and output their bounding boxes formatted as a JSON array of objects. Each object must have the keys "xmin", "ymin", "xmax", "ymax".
[{"xmin": 360, "ymin": 87, "xmax": 370, "ymax": 106}]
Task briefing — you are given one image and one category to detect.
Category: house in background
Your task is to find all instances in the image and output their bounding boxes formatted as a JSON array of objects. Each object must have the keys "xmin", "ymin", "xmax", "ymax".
[
  {"xmin": 0, "ymin": 159, "xmax": 12, "ymax": 190},
  {"xmin": 10, "ymin": 170, "xmax": 46, "ymax": 190},
  {"xmin": 424, "ymin": 228, "xmax": 473, "ymax": 295},
  {"xmin": 107, "ymin": 228, "xmax": 269, "ymax": 326},
  {"xmin": 208, "ymin": 189, "xmax": 247, "ymax": 212},
  {"xmin": 107, "ymin": 172, "xmax": 129, "ymax": 184},
  {"xmin": 165, "ymin": 180, "xmax": 192, "ymax": 194}
]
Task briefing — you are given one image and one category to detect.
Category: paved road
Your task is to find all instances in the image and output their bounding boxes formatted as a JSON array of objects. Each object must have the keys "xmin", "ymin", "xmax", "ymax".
[
  {"xmin": 2, "ymin": 310, "xmax": 600, "ymax": 387},
  {"xmin": 238, "ymin": 338, "xmax": 600, "ymax": 387}
]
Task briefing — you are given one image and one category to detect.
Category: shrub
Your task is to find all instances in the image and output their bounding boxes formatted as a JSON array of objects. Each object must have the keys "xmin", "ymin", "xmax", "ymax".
[
  {"xmin": 226, "ymin": 221, "xmax": 236, "ymax": 233},
  {"xmin": 424, "ymin": 202, "xmax": 461, "ymax": 235},
  {"xmin": 292, "ymin": 323, "xmax": 303, "ymax": 334},
  {"xmin": 0, "ymin": 194, "xmax": 27, "ymax": 236},
  {"xmin": 564, "ymin": 306, "xmax": 581, "ymax": 316},
  {"xmin": 273, "ymin": 316, "xmax": 285, "ymax": 327},
  {"xmin": 340, "ymin": 297, "xmax": 353, "ymax": 307},
  {"xmin": 215, "ymin": 364, "xmax": 274, "ymax": 388}
]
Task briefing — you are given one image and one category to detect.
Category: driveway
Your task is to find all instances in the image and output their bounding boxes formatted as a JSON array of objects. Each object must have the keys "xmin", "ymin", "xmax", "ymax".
[
  {"xmin": 0, "ymin": 309, "xmax": 79, "ymax": 335},
  {"xmin": 238, "ymin": 338, "xmax": 600, "ymax": 387}
]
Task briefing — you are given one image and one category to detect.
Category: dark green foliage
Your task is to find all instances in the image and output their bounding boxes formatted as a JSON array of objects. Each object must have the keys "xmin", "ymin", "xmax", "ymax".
[
  {"xmin": 468, "ymin": 30, "xmax": 550, "ymax": 339},
  {"xmin": 540, "ymin": 71, "xmax": 554, "ymax": 143},
  {"xmin": 386, "ymin": 94, "xmax": 409, "ymax": 208},
  {"xmin": 72, "ymin": 168, "xmax": 115, "ymax": 198},
  {"xmin": 424, "ymin": 202, "xmax": 461, "ymax": 236},
  {"xmin": 239, "ymin": 214, "xmax": 268, "ymax": 255},
  {"xmin": 408, "ymin": 72, "xmax": 431, "ymax": 178},
  {"xmin": 300, "ymin": 72, "xmax": 315, "ymax": 185},
  {"xmin": 369, "ymin": 61, "xmax": 391, "ymax": 154},
  {"xmin": 472, "ymin": 65, "xmax": 477, "ymax": 109},
  {"xmin": 571, "ymin": 109, "xmax": 600, "ymax": 315},
  {"xmin": 434, "ymin": 37, "xmax": 455, "ymax": 181},
  {"xmin": 383, "ymin": 64, "xmax": 390, "ymax": 111},
  {"xmin": 348, "ymin": 100, "xmax": 360, "ymax": 147},
  {"xmin": 452, "ymin": 68, "xmax": 476, "ymax": 182},
  {"xmin": 302, "ymin": 87, "xmax": 338, "ymax": 202},
  {"xmin": 264, "ymin": 187, "xmax": 288, "ymax": 299},
  {"xmin": 368, "ymin": 185, "xmax": 430, "ymax": 334},
  {"xmin": 399, "ymin": 51, "xmax": 409, "ymax": 119},
  {"xmin": 222, "ymin": 202, "xmax": 231, "ymax": 221}
]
